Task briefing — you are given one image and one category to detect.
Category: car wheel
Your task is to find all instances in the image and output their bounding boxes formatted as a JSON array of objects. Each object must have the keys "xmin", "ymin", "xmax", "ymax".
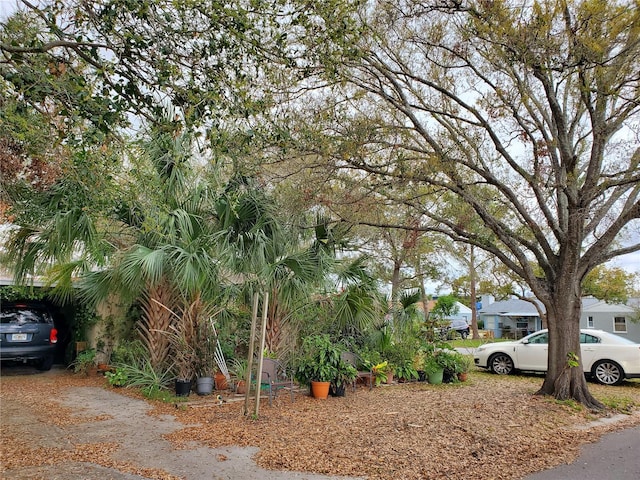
[
  {"xmin": 489, "ymin": 353, "xmax": 514, "ymax": 375},
  {"xmin": 592, "ymin": 360, "xmax": 624, "ymax": 386},
  {"xmin": 460, "ymin": 330, "xmax": 469, "ymax": 340},
  {"xmin": 37, "ymin": 355, "xmax": 53, "ymax": 371}
]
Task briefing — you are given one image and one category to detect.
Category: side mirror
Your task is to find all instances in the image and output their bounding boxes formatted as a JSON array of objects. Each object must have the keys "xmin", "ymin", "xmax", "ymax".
[{"xmin": 521, "ymin": 339, "xmax": 529, "ymax": 345}]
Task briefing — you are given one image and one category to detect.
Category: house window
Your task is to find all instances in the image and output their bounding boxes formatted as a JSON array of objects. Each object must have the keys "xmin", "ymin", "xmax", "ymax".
[
  {"xmin": 613, "ymin": 316, "xmax": 627, "ymax": 333},
  {"xmin": 587, "ymin": 316, "xmax": 594, "ymax": 328}
]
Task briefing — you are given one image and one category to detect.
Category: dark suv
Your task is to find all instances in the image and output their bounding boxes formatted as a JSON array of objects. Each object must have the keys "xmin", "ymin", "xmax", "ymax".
[
  {"xmin": 437, "ymin": 319, "xmax": 470, "ymax": 340},
  {"xmin": 0, "ymin": 302, "xmax": 58, "ymax": 370}
]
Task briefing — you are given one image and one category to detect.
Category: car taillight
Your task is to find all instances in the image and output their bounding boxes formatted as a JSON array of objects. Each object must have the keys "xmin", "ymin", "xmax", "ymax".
[{"xmin": 50, "ymin": 328, "xmax": 58, "ymax": 344}]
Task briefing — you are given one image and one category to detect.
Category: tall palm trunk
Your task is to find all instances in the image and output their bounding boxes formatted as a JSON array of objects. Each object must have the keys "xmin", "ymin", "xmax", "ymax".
[{"xmin": 138, "ymin": 282, "xmax": 176, "ymax": 369}]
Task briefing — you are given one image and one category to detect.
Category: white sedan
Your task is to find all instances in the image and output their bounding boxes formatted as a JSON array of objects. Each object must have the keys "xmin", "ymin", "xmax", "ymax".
[{"xmin": 474, "ymin": 329, "xmax": 640, "ymax": 385}]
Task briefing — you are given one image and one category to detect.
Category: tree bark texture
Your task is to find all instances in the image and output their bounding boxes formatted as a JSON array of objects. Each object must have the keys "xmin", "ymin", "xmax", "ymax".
[
  {"xmin": 138, "ymin": 282, "xmax": 175, "ymax": 370},
  {"xmin": 536, "ymin": 275, "xmax": 604, "ymax": 410}
]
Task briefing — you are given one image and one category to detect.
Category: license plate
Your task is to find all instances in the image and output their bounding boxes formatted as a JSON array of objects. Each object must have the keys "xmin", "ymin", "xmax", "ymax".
[{"xmin": 11, "ymin": 333, "xmax": 28, "ymax": 341}]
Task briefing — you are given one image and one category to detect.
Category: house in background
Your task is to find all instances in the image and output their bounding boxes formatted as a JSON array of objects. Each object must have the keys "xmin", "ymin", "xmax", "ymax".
[
  {"xmin": 425, "ymin": 298, "xmax": 473, "ymax": 324},
  {"xmin": 581, "ymin": 297, "xmax": 640, "ymax": 343},
  {"xmin": 478, "ymin": 294, "xmax": 640, "ymax": 343},
  {"xmin": 477, "ymin": 295, "xmax": 543, "ymax": 339}
]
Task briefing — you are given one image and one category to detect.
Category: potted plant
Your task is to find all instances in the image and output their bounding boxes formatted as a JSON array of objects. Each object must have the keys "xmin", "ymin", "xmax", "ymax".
[
  {"xmin": 456, "ymin": 354, "xmax": 474, "ymax": 382},
  {"xmin": 195, "ymin": 373, "xmax": 215, "ymax": 395},
  {"xmin": 384, "ymin": 342, "xmax": 418, "ymax": 383},
  {"xmin": 229, "ymin": 358, "xmax": 249, "ymax": 394},
  {"xmin": 71, "ymin": 348, "xmax": 97, "ymax": 376},
  {"xmin": 331, "ymin": 357, "xmax": 357, "ymax": 396},
  {"xmin": 372, "ymin": 361, "xmax": 389, "ymax": 386},
  {"xmin": 435, "ymin": 350, "xmax": 461, "ymax": 383},
  {"xmin": 194, "ymin": 320, "xmax": 217, "ymax": 395},
  {"xmin": 384, "ymin": 361, "xmax": 396, "ymax": 384},
  {"xmin": 423, "ymin": 355, "xmax": 444, "ymax": 385},
  {"xmin": 294, "ymin": 334, "xmax": 341, "ymax": 399},
  {"xmin": 165, "ymin": 321, "xmax": 198, "ymax": 397}
]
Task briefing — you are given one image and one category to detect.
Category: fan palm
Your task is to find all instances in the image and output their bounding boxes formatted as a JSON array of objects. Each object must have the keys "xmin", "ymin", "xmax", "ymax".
[
  {"xmin": 5, "ymin": 120, "xmax": 228, "ymax": 369},
  {"xmin": 79, "ymin": 125, "xmax": 227, "ymax": 368},
  {"xmin": 216, "ymin": 182, "xmax": 336, "ymax": 356},
  {"xmin": 330, "ymin": 256, "xmax": 386, "ymax": 338}
]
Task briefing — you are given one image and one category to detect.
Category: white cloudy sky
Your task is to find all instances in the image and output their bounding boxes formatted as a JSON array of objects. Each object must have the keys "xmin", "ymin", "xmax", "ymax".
[{"xmin": 0, "ymin": 0, "xmax": 16, "ymax": 19}]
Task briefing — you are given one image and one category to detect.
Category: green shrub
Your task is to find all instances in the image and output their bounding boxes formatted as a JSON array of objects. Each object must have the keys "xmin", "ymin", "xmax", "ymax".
[
  {"xmin": 294, "ymin": 334, "xmax": 341, "ymax": 385},
  {"xmin": 105, "ymin": 367, "xmax": 128, "ymax": 387},
  {"xmin": 71, "ymin": 348, "xmax": 96, "ymax": 374},
  {"xmin": 110, "ymin": 358, "xmax": 173, "ymax": 393}
]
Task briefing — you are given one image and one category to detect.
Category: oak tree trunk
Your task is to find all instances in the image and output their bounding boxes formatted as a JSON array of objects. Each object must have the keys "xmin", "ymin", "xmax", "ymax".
[{"xmin": 536, "ymin": 278, "xmax": 603, "ymax": 410}]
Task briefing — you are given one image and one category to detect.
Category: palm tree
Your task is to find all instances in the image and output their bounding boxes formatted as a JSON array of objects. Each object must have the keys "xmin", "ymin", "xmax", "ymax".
[
  {"xmin": 216, "ymin": 182, "xmax": 337, "ymax": 356},
  {"xmin": 79, "ymin": 124, "xmax": 227, "ymax": 368},
  {"xmin": 329, "ymin": 256, "xmax": 386, "ymax": 339},
  {"xmin": 5, "ymin": 120, "xmax": 227, "ymax": 369}
]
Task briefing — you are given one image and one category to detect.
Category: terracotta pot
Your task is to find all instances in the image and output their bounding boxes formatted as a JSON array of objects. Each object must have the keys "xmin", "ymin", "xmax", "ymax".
[
  {"xmin": 97, "ymin": 363, "xmax": 114, "ymax": 374},
  {"xmin": 457, "ymin": 372, "xmax": 468, "ymax": 382},
  {"xmin": 214, "ymin": 372, "xmax": 228, "ymax": 390},
  {"xmin": 386, "ymin": 372, "xmax": 394, "ymax": 384},
  {"xmin": 235, "ymin": 380, "xmax": 246, "ymax": 395},
  {"xmin": 310, "ymin": 380, "xmax": 331, "ymax": 399}
]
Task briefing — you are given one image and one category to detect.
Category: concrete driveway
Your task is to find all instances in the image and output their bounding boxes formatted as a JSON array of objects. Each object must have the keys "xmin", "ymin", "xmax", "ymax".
[{"xmin": 2, "ymin": 381, "xmax": 364, "ymax": 480}]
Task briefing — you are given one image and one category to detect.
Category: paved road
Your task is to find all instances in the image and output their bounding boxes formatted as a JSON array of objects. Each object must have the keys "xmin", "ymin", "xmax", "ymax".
[{"xmin": 522, "ymin": 425, "xmax": 640, "ymax": 480}]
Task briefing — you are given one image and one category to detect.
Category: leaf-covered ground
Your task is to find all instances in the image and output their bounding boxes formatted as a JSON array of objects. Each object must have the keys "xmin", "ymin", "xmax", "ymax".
[{"xmin": 2, "ymin": 368, "xmax": 639, "ymax": 480}]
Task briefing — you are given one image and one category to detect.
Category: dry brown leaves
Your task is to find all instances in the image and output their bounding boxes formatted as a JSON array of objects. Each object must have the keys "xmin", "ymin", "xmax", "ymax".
[{"xmin": 2, "ymin": 369, "xmax": 640, "ymax": 480}]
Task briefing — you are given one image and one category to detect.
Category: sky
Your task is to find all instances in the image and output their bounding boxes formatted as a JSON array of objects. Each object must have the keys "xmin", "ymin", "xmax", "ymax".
[
  {"xmin": 0, "ymin": 0, "xmax": 16, "ymax": 20},
  {"xmin": 614, "ymin": 251, "xmax": 640, "ymax": 273}
]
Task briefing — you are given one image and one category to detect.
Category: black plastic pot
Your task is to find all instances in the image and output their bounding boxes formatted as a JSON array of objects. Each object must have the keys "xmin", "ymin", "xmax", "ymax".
[
  {"xmin": 175, "ymin": 379, "xmax": 192, "ymax": 397},
  {"xmin": 330, "ymin": 384, "xmax": 346, "ymax": 397},
  {"xmin": 443, "ymin": 369, "xmax": 455, "ymax": 384}
]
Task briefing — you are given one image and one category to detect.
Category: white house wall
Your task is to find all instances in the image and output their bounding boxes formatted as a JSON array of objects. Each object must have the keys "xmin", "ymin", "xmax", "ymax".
[{"xmin": 446, "ymin": 302, "xmax": 473, "ymax": 323}]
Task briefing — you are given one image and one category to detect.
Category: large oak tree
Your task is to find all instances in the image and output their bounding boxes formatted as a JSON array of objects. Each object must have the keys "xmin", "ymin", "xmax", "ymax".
[{"xmin": 284, "ymin": 0, "xmax": 640, "ymax": 407}]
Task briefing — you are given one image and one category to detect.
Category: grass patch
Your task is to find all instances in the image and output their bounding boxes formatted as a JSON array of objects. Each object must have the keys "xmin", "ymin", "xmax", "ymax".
[
  {"xmin": 554, "ymin": 398, "xmax": 583, "ymax": 412},
  {"xmin": 449, "ymin": 338, "xmax": 511, "ymax": 348},
  {"xmin": 597, "ymin": 395, "xmax": 637, "ymax": 414}
]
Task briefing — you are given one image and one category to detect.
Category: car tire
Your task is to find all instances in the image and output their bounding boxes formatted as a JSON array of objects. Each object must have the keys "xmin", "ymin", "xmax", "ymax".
[
  {"xmin": 489, "ymin": 353, "xmax": 514, "ymax": 375},
  {"xmin": 460, "ymin": 330, "xmax": 469, "ymax": 340},
  {"xmin": 592, "ymin": 360, "xmax": 624, "ymax": 386},
  {"xmin": 36, "ymin": 355, "xmax": 53, "ymax": 371}
]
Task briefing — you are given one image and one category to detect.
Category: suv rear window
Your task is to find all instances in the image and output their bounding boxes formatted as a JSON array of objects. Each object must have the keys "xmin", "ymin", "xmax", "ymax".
[{"xmin": 0, "ymin": 308, "xmax": 52, "ymax": 325}]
